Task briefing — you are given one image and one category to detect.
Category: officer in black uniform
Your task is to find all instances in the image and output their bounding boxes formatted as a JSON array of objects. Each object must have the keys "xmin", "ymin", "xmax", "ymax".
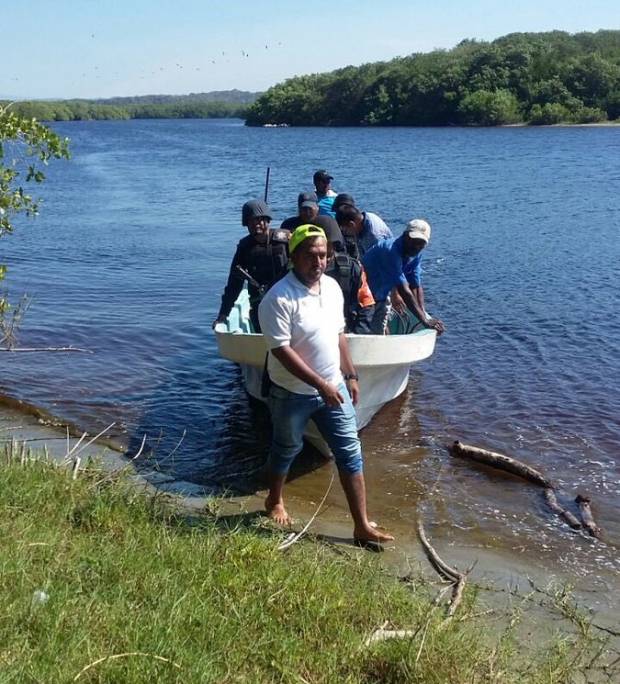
[{"xmin": 213, "ymin": 199, "xmax": 290, "ymax": 333}]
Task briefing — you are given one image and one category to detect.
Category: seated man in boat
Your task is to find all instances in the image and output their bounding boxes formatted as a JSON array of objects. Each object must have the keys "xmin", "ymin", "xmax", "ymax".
[
  {"xmin": 362, "ymin": 220, "xmax": 445, "ymax": 335},
  {"xmin": 312, "ymin": 169, "xmax": 337, "ymax": 218},
  {"xmin": 279, "ymin": 191, "xmax": 342, "ymax": 236},
  {"xmin": 335, "ymin": 203, "xmax": 393, "ymax": 258},
  {"xmin": 321, "ymin": 220, "xmax": 375, "ymax": 334},
  {"xmin": 212, "ymin": 199, "xmax": 289, "ymax": 333},
  {"xmin": 258, "ymin": 224, "xmax": 393, "ymax": 548}
]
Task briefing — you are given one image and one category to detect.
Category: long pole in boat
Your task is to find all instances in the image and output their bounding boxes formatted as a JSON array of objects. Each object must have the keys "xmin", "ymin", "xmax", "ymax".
[{"xmin": 264, "ymin": 166, "xmax": 271, "ymax": 203}]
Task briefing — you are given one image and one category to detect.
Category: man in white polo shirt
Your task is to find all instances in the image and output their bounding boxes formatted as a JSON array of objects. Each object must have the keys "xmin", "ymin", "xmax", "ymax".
[{"xmin": 258, "ymin": 224, "xmax": 393, "ymax": 548}]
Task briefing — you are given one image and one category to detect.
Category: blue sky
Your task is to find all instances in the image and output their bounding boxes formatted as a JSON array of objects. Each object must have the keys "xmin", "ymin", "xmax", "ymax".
[{"xmin": 3, "ymin": 0, "xmax": 619, "ymax": 99}]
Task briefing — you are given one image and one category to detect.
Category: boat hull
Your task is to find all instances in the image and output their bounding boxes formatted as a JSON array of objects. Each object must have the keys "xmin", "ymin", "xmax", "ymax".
[{"xmin": 215, "ymin": 290, "xmax": 436, "ymax": 455}]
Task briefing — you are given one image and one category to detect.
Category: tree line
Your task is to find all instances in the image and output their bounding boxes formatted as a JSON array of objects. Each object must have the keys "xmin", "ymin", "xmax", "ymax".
[
  {"xmin": 0, "ymin": 99, "xmax": 249, "ymax": 122},
  {"xmin": 246, "ymin": 30, "xmax": 620, "ymax": 126}
]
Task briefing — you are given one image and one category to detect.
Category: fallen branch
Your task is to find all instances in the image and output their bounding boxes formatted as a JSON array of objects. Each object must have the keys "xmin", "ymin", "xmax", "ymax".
[
  {"xmin": 544, "ymin": 488, "xmax": 582, "ymax": 530},
  {"xmin": 363, "ymin": 588, "xmax": 451, "ymax": 648},
  {"xmin": 0, "ymin": 346, "xmax": 93, "ymax": 353},
  {"xmin": 451, "ymin": 440, "xmax": 553, "ymax": 488},
  {"xmin": 73, "ymin": 652, "xmax": 181, "ymax": 680},
  {"xmin": 447, "ymin": 575, "xmax": 467, "ymax": 617},
  {"xmin": 417, "ymin": 518, "xmax": 468, "ymax": 618},
  {"xmin": 278, "ymin": 472, "xmax": 335, "ymax": 551},
  {"xmin": 365, "ymin": 628, "xmax": 418, "ymax": 645},
  {"xmin": 575, "ymin": 495, "xmax": 602, "ymax": 539},
  {"xmin": 416, "ymin": 518, "xmax": 461, "ymax": 582}
]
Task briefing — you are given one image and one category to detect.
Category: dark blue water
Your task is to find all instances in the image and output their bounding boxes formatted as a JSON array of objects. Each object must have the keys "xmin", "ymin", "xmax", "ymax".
[{"xmin": 2, "ymin": 120, "xmax": 619, "ymax": 575}]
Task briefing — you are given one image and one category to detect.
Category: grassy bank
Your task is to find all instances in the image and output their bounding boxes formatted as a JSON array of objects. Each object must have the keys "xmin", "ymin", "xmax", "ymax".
[{"xmin": 0, "ymin": 449, "xmax": 607, "ymax": 683}]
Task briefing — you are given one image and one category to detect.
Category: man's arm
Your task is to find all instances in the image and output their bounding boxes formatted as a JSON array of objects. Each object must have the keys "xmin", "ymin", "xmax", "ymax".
[
  {"xmin": 338, "ymin": 333, "xmax": 359, "ymax": 405},
  {"xmin": 391, "ymin": 287, "xmax": 406, "ymax": 313},
  {"xmin": 413, "ymin": 285, "xmax": 425, "ymax": 313},
  {"xmin": 212, "ymin": 245, "xmax": 245, "ymax": 329},
  {"xmin": 271, "ymin": 346, "xmax": 344, "ymax": 407},
  {"xmin": 397, "ymin": 282, "xmax": 445, "ymax": 334}
]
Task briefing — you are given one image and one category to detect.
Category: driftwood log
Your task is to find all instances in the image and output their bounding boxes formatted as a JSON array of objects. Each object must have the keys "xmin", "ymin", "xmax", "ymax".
[
  {"xmin": 451, "ymin": 440, "xmax": 553, "ymax": 488},
  {"xmin": 575, "ymin": 495, "xmax": 602, "ymax": 539},
  {"xmin": 544, "ymin": 488, "xmax": 582, "ymax": 530}
]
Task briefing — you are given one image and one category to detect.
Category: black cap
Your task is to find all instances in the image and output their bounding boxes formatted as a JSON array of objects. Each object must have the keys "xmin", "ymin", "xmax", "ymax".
[
  {"xmin": 297, "ymin": 191, "xmax": 318, "ymax": 209},
  {"xmin": 333, "ymin": 193, "xmax": 355, "ymax": 210},
  {"xmin": 313, "ymin": 169, "xmax": 333, "ymax": 183},
  {"xmin": 241, "ymin": 199, "xmax": 272, "ymax": 227}
]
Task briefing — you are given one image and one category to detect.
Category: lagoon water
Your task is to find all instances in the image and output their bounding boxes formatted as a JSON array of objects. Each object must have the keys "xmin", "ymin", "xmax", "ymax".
[{"xmin": 2, "ymin": 120, "xmax": 619, "ymax": 600}]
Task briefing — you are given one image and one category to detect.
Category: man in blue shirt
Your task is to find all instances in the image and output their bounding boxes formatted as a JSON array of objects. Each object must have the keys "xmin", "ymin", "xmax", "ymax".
[
  {"xmin": 335, "ymin": 204, "xmax": 393, "ymax": 257},
  {"xmin": 362, "ymin": 219, "xmax": 445, "ymax": 335},
  {"xmin": 313, "ymin": 169, "xmax": 337, "ymax": 218}
]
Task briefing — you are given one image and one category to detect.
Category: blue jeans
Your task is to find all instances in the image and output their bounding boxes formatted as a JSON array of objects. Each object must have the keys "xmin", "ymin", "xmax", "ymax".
[{"xmin": 268, "ymin": 382, "xmax": 363, "ymax": 476}]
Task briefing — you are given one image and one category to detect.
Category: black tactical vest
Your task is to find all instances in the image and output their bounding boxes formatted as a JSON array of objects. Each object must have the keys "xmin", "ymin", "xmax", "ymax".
[{"xmin": 246, "ymin": 229, "xmax": 289, "ymax": 303}]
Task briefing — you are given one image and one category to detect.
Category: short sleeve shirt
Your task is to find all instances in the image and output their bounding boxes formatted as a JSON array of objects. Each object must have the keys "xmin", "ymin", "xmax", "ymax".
[
  {"xmin": 361, "ymin": 236, "xmax": 423, "ymax": 302},
  {"xmin": 358, "ymin": 211, "xmax": 393, "ymax": 256},
  {"xmin": 258, "ymin": 271, "xmax": 346, "ymax": 395},
  {"xmin": 317, "ymin": 190, "xmax": 337, "ymax": 218}
]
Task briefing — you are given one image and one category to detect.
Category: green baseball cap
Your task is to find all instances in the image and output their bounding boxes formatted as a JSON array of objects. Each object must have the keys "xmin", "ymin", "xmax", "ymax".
[{"xmin": 289, "ymin": 224, "xmax": 326, "ymax": 254}]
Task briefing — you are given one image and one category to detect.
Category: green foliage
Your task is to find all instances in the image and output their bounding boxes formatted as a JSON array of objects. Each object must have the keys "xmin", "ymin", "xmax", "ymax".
[
  {"xmin": 3, "ymin": 99, "xmax": 249, "ymax": 122},
  {"xmin": 0, "ymin": 105, "xmax": 69, "ymax": 236},
  {"xmin": 606, "ymin": 90, "xmax": 620, "ymax": 119},
  {"xmin": 573, "ymin": 105, "xmax": 608, "ymax": 123},
  {"xmin": 0, "ymin": 105, "xmax": 69, "ymax": 331},
  {"xmin": 459, "ymin": 89, "xmax": 522, "ymax": 125},
  {"xmin": 246, "ymin": 30, "xmax": 620, "ymax": 126},
  {"xmin": 529, "ymin": 102, "xmax": 573, "ymax": 125},
  {"xmin": 0, "ymin": 454, "xmax": 607, "ymax": 683}
]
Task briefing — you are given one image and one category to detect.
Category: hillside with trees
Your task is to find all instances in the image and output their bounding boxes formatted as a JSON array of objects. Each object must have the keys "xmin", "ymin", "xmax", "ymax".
[
  {"xmin": 1, "ymin": 90, "xmax": 260, "ymax": 122},
  {"xmin": 246, "ymin": 30, "xmax": 620, "ymax": 126}
]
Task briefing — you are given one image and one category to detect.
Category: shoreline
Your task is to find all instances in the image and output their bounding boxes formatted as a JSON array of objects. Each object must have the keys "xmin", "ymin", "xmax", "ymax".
[
  {"xmin": 2, "ymin": 401, "xmax": 618, "ymax": 636},
  {"xmin": 26, "ymin": 116, "xmax": 620, "ymax": 127}
]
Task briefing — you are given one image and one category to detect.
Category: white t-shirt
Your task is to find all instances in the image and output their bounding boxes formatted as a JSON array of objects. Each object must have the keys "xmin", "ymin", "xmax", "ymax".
[{"xmin": 258, "ymin": 271, "xmax": 345, "ymax": 395}]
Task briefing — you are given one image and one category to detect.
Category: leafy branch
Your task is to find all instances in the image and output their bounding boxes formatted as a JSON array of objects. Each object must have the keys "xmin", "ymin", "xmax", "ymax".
[{"xmin": 0, "ymin": 104, "xmax": 70, "ymax": 345}]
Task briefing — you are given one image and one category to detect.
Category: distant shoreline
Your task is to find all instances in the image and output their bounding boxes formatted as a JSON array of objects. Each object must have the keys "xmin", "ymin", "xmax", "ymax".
[{"xmin": 37, "ymin": 117, "xmax": 620, "ymax": 128}]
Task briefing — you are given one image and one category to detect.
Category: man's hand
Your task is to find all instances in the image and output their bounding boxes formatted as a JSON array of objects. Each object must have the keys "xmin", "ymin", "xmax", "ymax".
[
  {"xmin": 318, "ymin": 380, "xmax": 344, "ymax": 407},
  {"xmin": 391, "ymin": 289, "xmax": 406, "ymax": 314},
  {"xmin": 346, "ymin": 378, "xmax": 360, "ymax": 406},
  {"xmin": 426, "ymin": 317, "xmax": 445, "ymax": 335}
]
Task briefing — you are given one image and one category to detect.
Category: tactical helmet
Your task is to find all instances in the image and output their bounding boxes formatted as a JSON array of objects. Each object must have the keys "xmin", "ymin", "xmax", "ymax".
[{"xmin": 242, "ymin": 199, "xmax": 272, "ymax": 227}]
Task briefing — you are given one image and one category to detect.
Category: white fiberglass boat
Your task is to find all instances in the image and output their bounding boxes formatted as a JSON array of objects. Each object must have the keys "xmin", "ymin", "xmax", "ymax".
[{"xmin": 215, "ymin": 290, "xmax": 436, "ymax": 455}]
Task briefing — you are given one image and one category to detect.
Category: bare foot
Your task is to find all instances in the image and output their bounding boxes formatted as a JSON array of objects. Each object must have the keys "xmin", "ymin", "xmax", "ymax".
[
  {"xmin": 353, "ymin": 523, "xmax": 394, "ymax": 545},
  {"xmin": 265, "ymin": 497, "xmax": 292, "ymax": 526}
]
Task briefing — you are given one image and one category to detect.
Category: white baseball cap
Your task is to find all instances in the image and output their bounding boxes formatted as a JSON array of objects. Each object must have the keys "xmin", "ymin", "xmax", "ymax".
[{"xmin": 405, "ymin": 219, "xmax": 431, "ymax": 243}]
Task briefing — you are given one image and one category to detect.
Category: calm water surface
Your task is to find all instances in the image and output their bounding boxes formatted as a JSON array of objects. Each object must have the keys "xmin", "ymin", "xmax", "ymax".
[{"xmin": 2, "ymin": 120, "xmax": 619, "ymax": 596}]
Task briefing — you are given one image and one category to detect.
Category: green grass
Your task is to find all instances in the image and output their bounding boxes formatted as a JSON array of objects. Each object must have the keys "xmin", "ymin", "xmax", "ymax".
[{"xmin": 0, "ymin": 450, "xmax": 607, "ymax": 683}]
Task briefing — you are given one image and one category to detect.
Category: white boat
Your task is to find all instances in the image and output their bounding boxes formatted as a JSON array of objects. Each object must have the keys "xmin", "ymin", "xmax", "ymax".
[{"xmin": 215, "ymin": 289, "xmax": 436, "ymax": 455}]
